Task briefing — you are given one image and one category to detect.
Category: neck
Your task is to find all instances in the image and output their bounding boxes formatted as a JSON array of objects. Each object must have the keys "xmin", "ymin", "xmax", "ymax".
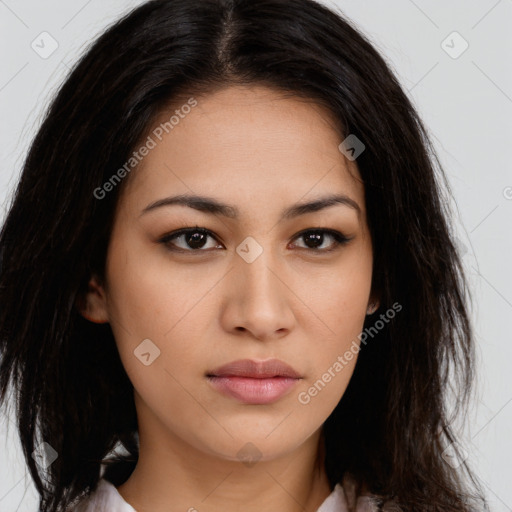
[{"xmin": 116, "ymin": 413, "xmax": 332, "ymax": 512}]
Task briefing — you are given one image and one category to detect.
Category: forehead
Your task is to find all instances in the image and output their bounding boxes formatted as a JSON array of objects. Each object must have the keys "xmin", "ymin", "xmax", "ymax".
[{"xmin": 119, "ymin": 85, "xmax": 365, "ymax": 217}]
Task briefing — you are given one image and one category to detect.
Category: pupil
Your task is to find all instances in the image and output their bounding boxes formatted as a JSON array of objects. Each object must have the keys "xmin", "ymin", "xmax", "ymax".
[
  {"xmin": 187, "ymin": 231, "xmax": 207, "ymax": 249},
  {"xmin": 305, "ymin": 232, "xmax": 323, "ymax": 248}
]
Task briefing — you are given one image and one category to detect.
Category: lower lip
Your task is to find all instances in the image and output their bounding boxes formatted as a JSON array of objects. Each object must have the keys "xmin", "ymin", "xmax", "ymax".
[{"xmin": 207, "ymin": 376, "xmax": 300, "ymax": 404}]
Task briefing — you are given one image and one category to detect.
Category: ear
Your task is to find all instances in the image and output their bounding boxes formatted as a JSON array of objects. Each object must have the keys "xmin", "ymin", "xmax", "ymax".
[
  {"xmin": 366, "ymin": 291, "xmax": 381, "ymax": 315},
  {"xmin": 77, "ymin": 274, "xmax": 109, "ymax": 324}
]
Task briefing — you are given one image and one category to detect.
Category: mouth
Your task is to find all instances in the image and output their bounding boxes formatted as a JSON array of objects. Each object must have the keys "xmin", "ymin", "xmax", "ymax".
[{"xmin": 206, "ymin": 358, "xmax": 302, "ymax": 405}]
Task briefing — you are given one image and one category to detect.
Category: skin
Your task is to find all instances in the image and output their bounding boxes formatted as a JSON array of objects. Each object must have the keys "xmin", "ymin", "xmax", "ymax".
[{"xmin": 81, "ymin": 84, "xmax": 378, "ymax": 512}]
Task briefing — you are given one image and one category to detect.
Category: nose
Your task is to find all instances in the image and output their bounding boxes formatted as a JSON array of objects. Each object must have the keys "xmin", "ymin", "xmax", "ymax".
[{"xmin": 220, "ymin": 245, "xmax": 296, "ymax": 342}]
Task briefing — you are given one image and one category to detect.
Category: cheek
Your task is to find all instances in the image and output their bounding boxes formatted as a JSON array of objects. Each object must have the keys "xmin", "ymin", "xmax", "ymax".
[
  {"xmin": 294, "ymin": 288, "xmax": 366, "ymax": 419},
  {"xmin": 103, "ymin": 248, "xmax": 210, "ymax": 431},
  {"xmin": 292, "ymin": 247, "xmax": 372, "ymax": 408},
  {"xmin": 105, "ymin": 233, "xmax": 207, "ymax": 338},
  {"xmin": 294, "ymin": 244, "xmax": 372, "ymax": 336},
  {"xmin": 103, "ymin": 234, "xmax": 228, "ymax": 400}
]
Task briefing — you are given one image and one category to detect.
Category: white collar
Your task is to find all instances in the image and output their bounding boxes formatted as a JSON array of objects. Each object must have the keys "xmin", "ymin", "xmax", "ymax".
[{"xmin": 73, "ymin": 478, "xmax": 348, "ymax": 512}]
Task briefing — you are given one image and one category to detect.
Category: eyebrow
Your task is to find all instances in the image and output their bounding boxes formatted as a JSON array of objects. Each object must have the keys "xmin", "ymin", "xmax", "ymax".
[{"xmin": 140, "ymin": 193, "xmax": 361, "ymax": 220}]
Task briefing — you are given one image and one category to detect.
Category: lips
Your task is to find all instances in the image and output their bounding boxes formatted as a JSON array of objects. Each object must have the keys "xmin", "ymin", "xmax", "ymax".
[
  {"xmin": 206, "ymin": 359, "xmax": 302, "ymax": 404},
  {"xmin": 208, "ymin": 358, "xmax": 301, "ymax": 379}
]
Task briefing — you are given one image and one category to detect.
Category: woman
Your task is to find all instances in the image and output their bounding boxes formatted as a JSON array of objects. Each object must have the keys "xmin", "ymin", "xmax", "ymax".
[{"xmin": 0, "ymin": 0, "xmax": 487, "ymax": 510}]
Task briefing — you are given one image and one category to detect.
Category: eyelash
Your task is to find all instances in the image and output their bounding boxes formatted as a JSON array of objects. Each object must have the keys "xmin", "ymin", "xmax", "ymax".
[{"xmin": 158, "ymin": 226, "xmax": 351, "ymax": 254}]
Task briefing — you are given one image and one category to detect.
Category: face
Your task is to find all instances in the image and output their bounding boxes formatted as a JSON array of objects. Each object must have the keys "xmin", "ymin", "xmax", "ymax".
[{"xmin": 83, "ymin": 85, "xmax": 376, "ymax": 464}]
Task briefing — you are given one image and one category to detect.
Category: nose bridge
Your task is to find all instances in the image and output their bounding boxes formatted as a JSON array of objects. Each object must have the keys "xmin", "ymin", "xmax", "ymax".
[
  {"xmin": 235, "ymin": 234, "xmax": 282, "ymax": 300},
  {"xmin": 229, "ymin": 234, "xmax": 294, "ymax": 336}
]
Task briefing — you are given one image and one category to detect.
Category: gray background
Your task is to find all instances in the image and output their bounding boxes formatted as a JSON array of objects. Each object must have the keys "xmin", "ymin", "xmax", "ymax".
[{"xmin": 0, "ymin": 0, "xmax": 511, "ymax": 510}]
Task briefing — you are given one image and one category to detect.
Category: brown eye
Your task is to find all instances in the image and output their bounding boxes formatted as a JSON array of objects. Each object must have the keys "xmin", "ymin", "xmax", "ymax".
[
  {"xmin": 291, "ymin": 229, "xmax": 350, "ymax": 252},
  {"xmin": 159, "ymin": 227, "xmax": 223, "ymax": 252}
]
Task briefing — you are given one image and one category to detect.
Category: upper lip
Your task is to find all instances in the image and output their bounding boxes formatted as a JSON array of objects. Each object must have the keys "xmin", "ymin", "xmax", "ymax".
[{"xmin": 207, "ymin": 359, "xmax": 302, "ymax": 379}]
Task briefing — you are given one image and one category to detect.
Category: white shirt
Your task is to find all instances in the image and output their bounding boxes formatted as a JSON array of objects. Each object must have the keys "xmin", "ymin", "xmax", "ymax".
[{"xmin": 72, "ymin": 478, "xmax": 356, "ymax": 512}]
